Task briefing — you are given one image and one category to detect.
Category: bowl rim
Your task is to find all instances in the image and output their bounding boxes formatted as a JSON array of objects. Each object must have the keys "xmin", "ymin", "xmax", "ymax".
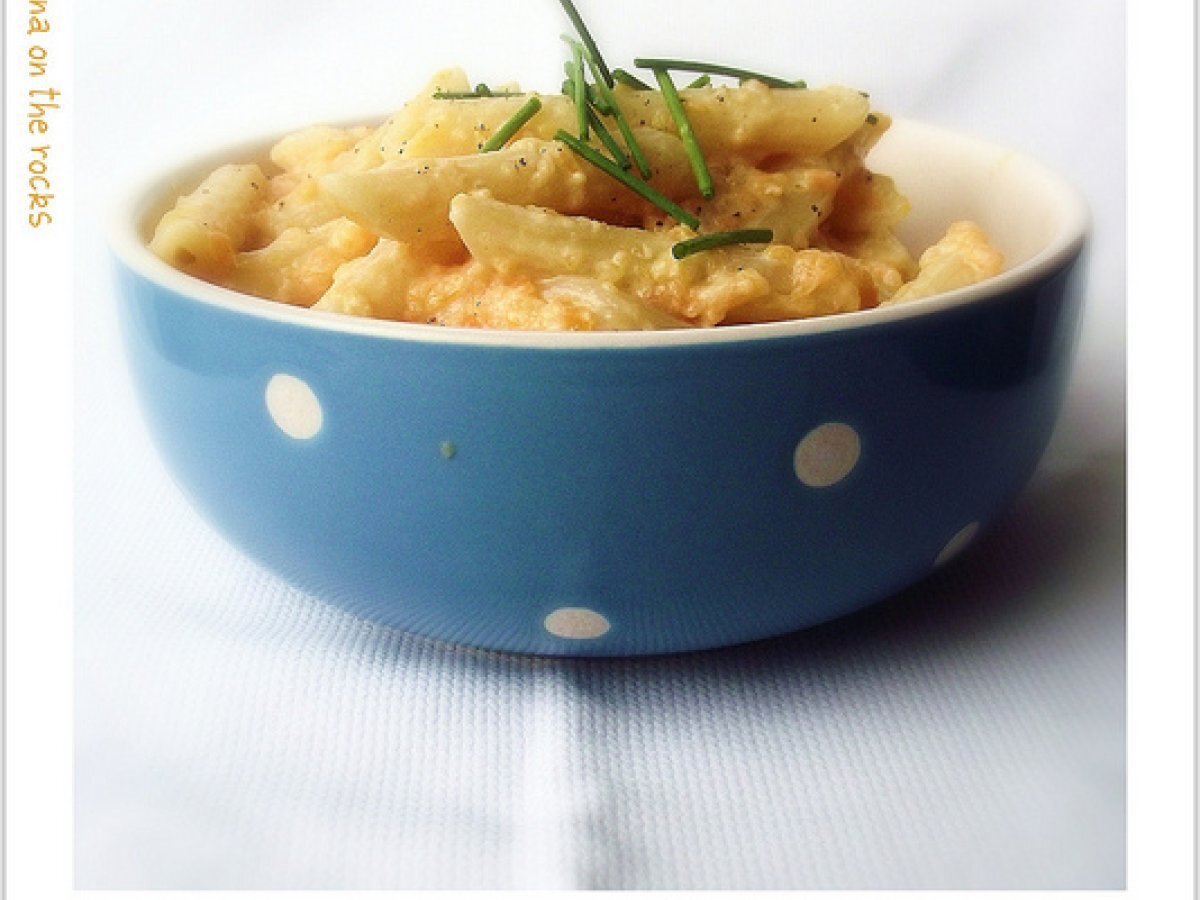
[{"xmin": 109, "ymin": 117, "xmax": 1090, "ymax": 349}]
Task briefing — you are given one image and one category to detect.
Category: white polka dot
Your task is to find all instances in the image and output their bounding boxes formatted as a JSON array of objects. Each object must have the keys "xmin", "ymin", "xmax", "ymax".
[
  {"xmin": 793, "ymin": 422, "xmax": 861, "ymax": 487},
  {"xmin": 935, "ymin": 521, "xmax": 981, "ymax": 567},
  {"xmin": 265, "ymin": 373, "xmax": 323, "ymax": 440},
  {"xmin": 544, "ymin": 607, "xmax": 611, "ymax": 640}
]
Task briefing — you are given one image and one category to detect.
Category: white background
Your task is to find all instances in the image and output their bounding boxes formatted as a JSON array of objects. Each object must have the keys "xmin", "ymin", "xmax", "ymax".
[{"xmin": 5, "ymin": 0, "xmax": 1195, "ymax": 896}]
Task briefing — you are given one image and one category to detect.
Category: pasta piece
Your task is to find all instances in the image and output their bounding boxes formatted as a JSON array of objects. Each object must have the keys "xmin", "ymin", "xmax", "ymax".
[
  {"xmin": 821, "ymin": 231, "xmax": 917, "ymax": 299},
  {"xmin": 449, "ymin": 192, "xmax": 877, "ymax": 325},
  {"xmin": 889, "ymin": 221, "xmax": 1004, "ymax": 302},
  {"xmin": 400, "ymin": 93, "xmax": 575, "ymax": 159},
  {"xmin": 255, "ymin": 172, "xmax": 353, "ymax": 239},
  {"xmin": 313, "ymin": 239, "xmax": 441, "ymax": 321},
  {"xmin": 149, "ymin": 163, "xmax": 268, "ymax": 279},
  {"xmin": 450, "ymin": 190, "xmax": 675, "ymax": 277},
  {"xmin": 613, "ymin": 80, "xmax": 872, "ymax": 162},
  {"xmin": 320, "ymin": 132, "xmax": 697, "ymax": 246},
  {"xmin": 718, "ymin": 247, "xmax": 879, "ymax": 323},
  {"xmin": 697, "ymin": 160, "xmax": 840, "ymax": 248},
  {"xmin": 823, "ymin": 169, "xmax": 911, "ymax": 238},
  {"xmin": 225, "ymin": 218, "xmax": 377, "ymax": 306},
  {"xmin": 812, "ymin": 114, "xmax": 918, "ymax": 293},
  {"xmin": 270, "ymin": 125, "xmax": 372, "ymax": 176},
  {"xmin": 348, "ymin": 68, "xmax": 475, "ymax": 167},
  {"xmin": 370, "ymin": 83, "xmax": 869, "ymax": 161}
]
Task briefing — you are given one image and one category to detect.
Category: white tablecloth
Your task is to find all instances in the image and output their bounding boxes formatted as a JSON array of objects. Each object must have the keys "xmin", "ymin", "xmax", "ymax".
[{"xmin": 74, "ymin": 0, "xmax": 1126, "ymax": 888}]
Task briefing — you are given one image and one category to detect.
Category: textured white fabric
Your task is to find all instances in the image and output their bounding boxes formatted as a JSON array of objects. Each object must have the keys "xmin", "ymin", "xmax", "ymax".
[{"xmin": 75, "ymin": 0, "xmax": 1126, "ymax": 889}]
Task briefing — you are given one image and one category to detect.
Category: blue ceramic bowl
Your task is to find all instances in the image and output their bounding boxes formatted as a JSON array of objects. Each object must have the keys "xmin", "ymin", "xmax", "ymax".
[{"xmin": 111, "ymin": 119, "xmax": 1088, "ymax": 656}]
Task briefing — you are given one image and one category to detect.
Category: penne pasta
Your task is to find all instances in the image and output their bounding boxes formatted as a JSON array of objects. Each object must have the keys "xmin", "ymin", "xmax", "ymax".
[
  {"xmin": 448, "ymin": 191, "xmax": 879, "ymax": 325},
  {"xmin": 889, "ymin": 221, "xmax": 1004, "ymax": 302},
  {"xmin": 225, "ymin": 217, "xmax": 377, "ymax": 306},
  {"xmin": 319, "ymin": 132, "xmax": 697, "ymax": 247},
  {"xmin": 363, "ymin": 82, "xmax": 870, "ymax": 163},
  {"xmin": 269, "ymin": 124, "xmax": 372, "ymax": 176},
  {"xmin": 149, "ymin": 163, "xmax": 268, "ymax": 278},
  {"xmin": 149, "ymin": 47, "xmax": 1003, "ymax": 331}
]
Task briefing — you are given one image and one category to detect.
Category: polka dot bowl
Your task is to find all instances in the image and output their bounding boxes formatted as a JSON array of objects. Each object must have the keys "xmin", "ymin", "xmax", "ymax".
[{"xmin": 111, "ymin": 119, "xmax": 1088, "ymax": 656}]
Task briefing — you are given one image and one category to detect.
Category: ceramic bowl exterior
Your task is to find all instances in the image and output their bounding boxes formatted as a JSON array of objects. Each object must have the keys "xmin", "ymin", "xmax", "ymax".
[{"xmin": 111, "ymin": 120, "xmax": 1088, "ymax": 656}]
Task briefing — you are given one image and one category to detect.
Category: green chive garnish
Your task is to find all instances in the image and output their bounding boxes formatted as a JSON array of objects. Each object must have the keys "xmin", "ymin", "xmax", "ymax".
[
  {"xmin": 433, "ymin": 90, "xmax": 524, "ymax": 99},
  {"xmin": 651, "ymin": 68, "xmax": 714, "ymax": 199},
  {"xmin": 555, "ymin": 129, "xmax": 699, "ymax": 230},
  {"xmin": 671, "ymin": 228, "xmax": 774, "ymax": 259},
  {"xmin": 686, "ymin": 74, "xmax": 712, "ymax": 89},
  {"xmin": 634, "ymin": 58, "xmax": 804, "ymax": 89},
  {"xmin": 480, "ymin": 96, "xmax": 543, "ymax": 151},
  {"xmin": 585, "ymin": 83, "xmax": 612, "ymax": 116},
  {"xmin": 557, "ymin": 0, "xmax": 614, "ymax": 87},
  {"xmin": 582, "ymin": 53, "xmax": 652, "ymax": 179},
  {"xmin": 613, "ymin": 68, "xmax": 653, "ymax": 90},
  {"xmin": 563, "ymin": 38, "xmax": 589, "ymax": 139},
  {"xmin": 586, "ymin": 106, "xmax": 631, "ymax": 170}
]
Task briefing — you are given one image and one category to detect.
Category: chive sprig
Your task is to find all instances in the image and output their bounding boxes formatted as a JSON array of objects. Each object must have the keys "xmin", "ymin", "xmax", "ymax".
[
  {"xmin": 586, "ymin": 106, "xmax": 631, "ymax": 170},
  {"xmin": 563, "ymin": 37, "xmax": 589, "ymax": 139},
  {"xmin": 578, "ymin": 45, "xmax": 653, "ymax": 179},
  {"xmin": 672, "ymin": 229, "xmax": 774, "ymax": 259},
  {"xmin": 433, "ymin": 89, "xmax": 524, "ymax": 100},
  {"xmin": 634, "ymin": 58, "xmax": 805, "ymax": 89},
  {"xmin": 556, "ymin": 0, "xmax": 614, "ymax": 87},
  {"xmin": 554, "ymin": 129, "xmax": 700, "ymax": 230},
  {"xmin": 479, "ymin": 96, "xmax": 543, "ymax": 151},
  {"xmin": 649, "ymin": 67, "xmax": 714, "ymax": 199},
  {"xmin": 612, "ymin": 68, "xmax": 652, "ymax": 91}
]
